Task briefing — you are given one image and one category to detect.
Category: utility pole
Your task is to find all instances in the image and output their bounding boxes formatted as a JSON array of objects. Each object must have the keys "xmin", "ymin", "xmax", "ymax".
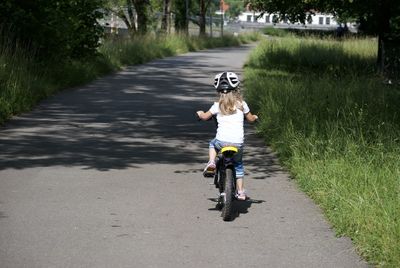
[
  {"xmin": 186, "ymin": 0, "xmax": 189, "ymax": 34},
  {"xmin": 220, "ymin": 0, "xmax": 223, "ymax": 37},
  {"xmin": 210, "ymin": 8, "xmax": 213, "ymax": 37}
]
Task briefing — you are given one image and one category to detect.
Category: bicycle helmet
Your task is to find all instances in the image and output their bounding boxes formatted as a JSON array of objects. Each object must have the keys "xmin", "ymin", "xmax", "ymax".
[{"xmin": 214, "ymin": 72, "xmax": 240, "ymax": 93}]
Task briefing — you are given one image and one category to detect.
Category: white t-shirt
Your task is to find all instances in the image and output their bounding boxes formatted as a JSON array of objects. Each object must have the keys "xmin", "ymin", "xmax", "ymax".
[{"xmin": 209, "ymin": 101, "xmax": 250, "ymax": 144}]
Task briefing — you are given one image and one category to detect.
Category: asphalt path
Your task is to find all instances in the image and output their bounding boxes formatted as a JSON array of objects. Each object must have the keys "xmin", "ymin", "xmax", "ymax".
[{"xmin": 0, "ymin": 45, "xmax": 368, "ymax": 267}]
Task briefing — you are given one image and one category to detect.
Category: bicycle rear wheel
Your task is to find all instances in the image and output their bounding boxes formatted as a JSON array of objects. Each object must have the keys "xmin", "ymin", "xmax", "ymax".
[{"xmin": 221, "ymin": 167, "xmax": 234, "ymax": 221}]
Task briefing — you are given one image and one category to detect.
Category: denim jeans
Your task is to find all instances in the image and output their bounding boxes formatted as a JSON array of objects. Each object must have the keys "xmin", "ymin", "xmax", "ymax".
[{"xmin": 209, "ymin": 138, "xmax": 244, "ymax": 178}]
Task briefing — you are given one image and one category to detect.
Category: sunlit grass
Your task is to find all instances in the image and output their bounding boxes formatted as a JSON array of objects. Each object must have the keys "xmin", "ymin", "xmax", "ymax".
[
  {"xmin": 99, "ymin": 32, "xmax": 261, "ymax": 68},
  {"xmin": 245, "ymin": 36, "xmax": 400, "ymax": 267}
]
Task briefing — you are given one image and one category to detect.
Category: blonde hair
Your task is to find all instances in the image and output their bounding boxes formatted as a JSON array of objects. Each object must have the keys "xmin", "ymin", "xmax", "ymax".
[{"xmin": 219, "ymin": 89, "xmax": 244, "ymax": 115}]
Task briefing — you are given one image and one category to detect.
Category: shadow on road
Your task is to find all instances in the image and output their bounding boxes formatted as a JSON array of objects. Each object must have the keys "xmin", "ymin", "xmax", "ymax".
[
  {"xmin": 0, "ymin": 55, "xmax": 222, "ymax": 171},
  {"xmin": 0, "ymin": 46, "xmax": 282, "ymax": 181},
  {"xmin": 244, "ymin": 129, "xmax": 285, "ymax": 179}
]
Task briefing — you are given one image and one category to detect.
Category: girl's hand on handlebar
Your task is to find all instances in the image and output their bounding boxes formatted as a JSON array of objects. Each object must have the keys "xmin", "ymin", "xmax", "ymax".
[
  {"xmin": 197, "ymin": 110, "xmax": 213, "ymax": 121},
  {"xmin": 196, "ymin": 111, "xmax": 204, "ymax": 121},
  {"xmin": 245, "ymin": 112, "xmax": 259, "ymax": 123}
]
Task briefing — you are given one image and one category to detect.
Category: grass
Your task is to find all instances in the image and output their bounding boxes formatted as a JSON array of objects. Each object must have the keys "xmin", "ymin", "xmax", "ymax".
[
  {"xmin": 262, "ymin": 27, "xmax": 292, "ymax": 37},
  {"xmin": 99, "ymin": 33, "xmax": 259, "ymax": 68},
  {"xmin": 0, "ymin": 41, "xmax": 53, "ymax": 122},
  {"xmin": 0, "ymin": 32, "xmax": 261, "ymax": 124},
  {"xmin": 262, "ymin": 26, "xmax": 358, "ymax": 39},
  {"xmin": 244, "ymin": 36, "xmax": 400, "ymax": 267}
]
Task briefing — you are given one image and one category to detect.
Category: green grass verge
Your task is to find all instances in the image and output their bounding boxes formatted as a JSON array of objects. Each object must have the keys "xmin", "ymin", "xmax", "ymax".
[
  {"xmin": 262, "ymin": 26, "xmax": 357, "ymax": 39},
  {"xmin": 244, "ymin": 36, "xmax": 400, "ymax": 267},
  {"xmin": 0, "ymin": 32, "xmax": 261, "ymax": 124}
]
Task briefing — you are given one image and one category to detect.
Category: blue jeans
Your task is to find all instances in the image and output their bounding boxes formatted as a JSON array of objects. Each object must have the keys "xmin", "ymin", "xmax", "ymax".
[{"xmin": 209, "ymin": 138, "xmax": 244, "ymax": 178}]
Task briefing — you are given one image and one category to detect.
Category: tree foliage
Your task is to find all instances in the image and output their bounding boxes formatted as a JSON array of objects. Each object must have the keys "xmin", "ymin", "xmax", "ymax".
[
  {"xmin": 0, "ymin": 0, "xmax": 104, "ymax": 60},
  {"xmin": 247, "ymin": 0, "xmax": 322, "ymax": 23},
  {"xmin": 225, "ymin": 0, "xmax": 246, "ymax": 20},
  {"xmin": 247, "ymin": 0, "xmax": 399, "ymax": 39}
]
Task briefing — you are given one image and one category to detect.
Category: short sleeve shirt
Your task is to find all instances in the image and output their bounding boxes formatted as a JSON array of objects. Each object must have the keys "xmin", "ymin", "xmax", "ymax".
[{"xmin": 209, "ymin": 101, "xmax": 250, "ymax": 144}]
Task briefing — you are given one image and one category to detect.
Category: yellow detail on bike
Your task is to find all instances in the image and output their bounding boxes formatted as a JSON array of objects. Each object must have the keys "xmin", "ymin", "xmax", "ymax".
[{"xmin": 221, "ymin": 146, "xmax": 238, "ymax": 154}]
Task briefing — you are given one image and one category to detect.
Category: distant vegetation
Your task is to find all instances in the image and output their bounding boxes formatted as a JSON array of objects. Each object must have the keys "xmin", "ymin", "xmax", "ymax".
[
  {"xmin": 262, "ymin": 27, "xmax": 357, "ymax": 38},
  {"xmin": 245, "ymin": 36, "xmax": 400, "ymax": 267}
]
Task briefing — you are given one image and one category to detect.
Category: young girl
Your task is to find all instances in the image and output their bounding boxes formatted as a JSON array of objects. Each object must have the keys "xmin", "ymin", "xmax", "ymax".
[{"xmin": 197, "ymin": 72, "xmax": 258, "ymax": 200}]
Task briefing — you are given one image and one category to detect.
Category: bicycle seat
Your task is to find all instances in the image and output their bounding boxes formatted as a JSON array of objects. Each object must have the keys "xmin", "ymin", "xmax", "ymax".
[{"xmin": 221, "ymin": 146, "xmax": 238, "ymax": 158}]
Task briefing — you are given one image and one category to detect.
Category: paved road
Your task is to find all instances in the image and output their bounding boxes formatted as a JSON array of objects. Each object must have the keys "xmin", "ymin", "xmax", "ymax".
[{"xmin": 0, "ymin": 45, "xmax": 367, "ymax": 267}]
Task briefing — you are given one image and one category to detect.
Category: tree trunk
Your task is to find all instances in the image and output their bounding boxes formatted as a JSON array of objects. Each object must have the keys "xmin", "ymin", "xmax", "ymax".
[
  {"xmin": 109, "ymin": 4, "xmax": 136, "ymax": 35},
  {"xmin": 125, "ymin": 0, "xmax": 137, "ymax": 35},
  {"xmin": 133, "ymin": 0, "xmax": 148, "ymax": 34},
  {"xmin": 161, "ymin": 0, "xmax": 171, "ymax": 33},
  {"xmin": 376, "ymin": 0, "xmax": 391, "ymax": 73},
  {"xmin": 378, "ymin": 34, "xmax": 386, "ymax": 73},
  {"xmin": 174, "ymin": 0, "xmax": 188, "ymax": 34},
  {"xmin": 199, "ymin": 0, "xmax": 206, "ymax": 36}
]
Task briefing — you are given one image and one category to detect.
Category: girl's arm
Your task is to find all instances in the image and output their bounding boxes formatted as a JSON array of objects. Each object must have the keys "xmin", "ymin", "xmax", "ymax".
[
  {"xmin": 245, "ymin": 112, "xmax": 258, "ymax": 122},
  {"xmin": 196, "ymin": 110, "xmax": 213, "ymax": 121}
]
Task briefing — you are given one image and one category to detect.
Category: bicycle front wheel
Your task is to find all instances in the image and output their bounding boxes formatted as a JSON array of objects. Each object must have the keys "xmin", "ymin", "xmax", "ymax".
[{"xmin": 221, "ymin": 167, "xmax": 234, "ymax": 221}]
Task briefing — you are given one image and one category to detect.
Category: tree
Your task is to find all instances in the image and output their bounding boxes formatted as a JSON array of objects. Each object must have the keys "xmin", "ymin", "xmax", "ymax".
[
  {"xmin": 245, "ymin": 0, "xmax": 319, "ymax": 24},
  {"xmin": 104, "ymin": 1, "xmax": 136, "ymax": 33},
  {"xmin": 161, "ymin": 0, "xmax": 172, "ymax": 33},
  {"xmin": 192, "ymin": 0, "xmax": 217, "ymax": 36},
  {"xmin": 105, "ymin": 0, "xmax": 151, "ymax": 35},
  {"xmin": 225, "ymin": 0, "xmax": 245, "ymax": 20},
  {"xmin": 325, "ymin": 1, "xmax": 400, "ymax": 73},
  {"xmin": 135, "ymin": 0, "xmax": 151, "ymax": 33},
  {"xmin": 0, "ymin": 0, "xmax": 104, "ymax": 60},
  {"xmin": 198, "ymin": 0, "xmax": 212, "ymax": 36},
  {"xmin": 173, "ymin": 0, "xmax": 221, "ymax": 36},
  {"xmin": 173, "ymin": 0, "xmax": 189, "ymax": 33}
]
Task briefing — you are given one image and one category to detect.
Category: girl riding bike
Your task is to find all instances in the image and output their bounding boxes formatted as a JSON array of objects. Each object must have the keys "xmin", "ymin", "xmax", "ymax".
[{"xmin": 196, "ymin": 71, "xmax": 258, "ymax": 201}]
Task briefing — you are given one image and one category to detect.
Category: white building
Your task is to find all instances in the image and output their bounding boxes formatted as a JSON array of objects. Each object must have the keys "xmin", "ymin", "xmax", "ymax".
[{"xmin": 237, "ymin": 11, "xmax": 338, "ymax": 28}]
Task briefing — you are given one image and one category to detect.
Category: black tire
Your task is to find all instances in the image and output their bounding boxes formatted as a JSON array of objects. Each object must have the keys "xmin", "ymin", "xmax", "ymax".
[{"xmin": 221, "ymin": 167, "xmax": 234, "ymax": 221}]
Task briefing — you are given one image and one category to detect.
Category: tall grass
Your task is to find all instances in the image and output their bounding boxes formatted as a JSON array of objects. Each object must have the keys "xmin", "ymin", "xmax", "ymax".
[
  {"xmin": 0, "ymin": 40, "xmax": 54, "ymax": 122},
  {"xmin": 99, "ymin": 33, "xmax": 260, "ymax": 68},
  {"xmin": 0, "ymin": 32, "xmax": 261, "ymax": 124},
  {"xmin": 245, "ymin": 36, "xmax": 400, "ymax": 267}
]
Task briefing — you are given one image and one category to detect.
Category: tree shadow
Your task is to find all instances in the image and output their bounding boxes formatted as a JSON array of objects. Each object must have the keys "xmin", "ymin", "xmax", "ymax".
[
  {"xmin": 244, "ymin": 128, "xmax": 286, "ymax": 179},
  {"xmin": 0, "ymin": 211, "xmax": 8, "ymax": 219},
  {"xmin": 0, "ymin": 52, "xmax": 247, "ymax": 171}
]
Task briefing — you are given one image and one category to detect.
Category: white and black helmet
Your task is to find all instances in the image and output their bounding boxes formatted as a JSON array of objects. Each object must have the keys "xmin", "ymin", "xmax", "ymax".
[{"xmin": 214, "ymin": 72, "xmax": 240, "ymax": 93}]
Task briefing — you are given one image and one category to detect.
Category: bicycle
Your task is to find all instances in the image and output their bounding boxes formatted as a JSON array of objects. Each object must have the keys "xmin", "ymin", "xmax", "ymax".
[
  {"xmin": 210, "ymin": 145, "xmax": 239, "ymax": 221},
  {"xmin": 199, "ymin": 115, "xmax": 241, "ymax": 221}
]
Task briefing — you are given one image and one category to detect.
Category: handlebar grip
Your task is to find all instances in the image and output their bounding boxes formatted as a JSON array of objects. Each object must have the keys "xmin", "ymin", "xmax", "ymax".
[{"xmin": 195, "ymin": 112, "xmax": 201, "ymax": 121}]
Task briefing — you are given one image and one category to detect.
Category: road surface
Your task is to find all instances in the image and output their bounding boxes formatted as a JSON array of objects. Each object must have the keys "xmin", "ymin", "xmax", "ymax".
[{"xmin": 0, "ymin": 45, "xmax": 367, "ymax": 267}]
